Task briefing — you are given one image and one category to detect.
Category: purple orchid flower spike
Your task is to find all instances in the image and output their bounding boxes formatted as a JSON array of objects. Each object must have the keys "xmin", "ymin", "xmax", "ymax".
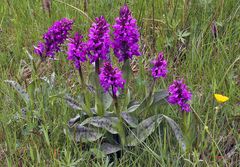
[
  {"xmin": 99, "ymin": 62, "xmax": 125, "ymax": 97},
  {"xmin": 113, "ymin": 4, "xmax": 141, "ymax": 62},
  {"xmin": 34, "ymin": 18, "xmax": 74, "ymax": 58},
  {"xmin": 168, "ymin": 79, "xmax": 192, "ymax": 112}
]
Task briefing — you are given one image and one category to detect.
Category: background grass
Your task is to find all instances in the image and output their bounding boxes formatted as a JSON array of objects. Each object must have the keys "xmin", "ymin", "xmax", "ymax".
[{"xmin": 0, "ymin": 0, "xmax": 240, "ymax": 166}]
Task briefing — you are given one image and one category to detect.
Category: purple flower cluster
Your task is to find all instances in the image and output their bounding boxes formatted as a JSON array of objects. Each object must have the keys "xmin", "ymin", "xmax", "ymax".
[
  {"xmin": 168, "ymin": 79, "xmax": 192, "ymax": 112},
  {"xmin": 99, "ymin": 62, "xmax": 125, "ymax": 96},
  {"xmin": 33, "ymin": 6, "xmax": 193, "ymax": 114},
  {"xmin": 112, "ymin": 5, "xmax": 140, "ymax": 62},
  {"xmin": 87, "ymin": 16, "xmax": 111, "ymax": 63},
  {"xmin": 67, "ymin": 32, "xmax": 87, "ymax": 69},
  {"xmin": 151, "ymin": 52, "xmax": 168, "ymax": 79},
  {"xmin": 34, "ymin": 18, "xmax": 73, "ymax": 58}
]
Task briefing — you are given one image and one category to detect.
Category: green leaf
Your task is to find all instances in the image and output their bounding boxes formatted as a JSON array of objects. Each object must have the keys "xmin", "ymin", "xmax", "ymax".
[
  {"xmin": 102, "ymin": 92, "xmax": 113, "ymax": 111},
  {"xmin": 14, "ymin": 108, "xmax": 27, "ymax": 120},
  {"xmin": 152, "ymin": 90, "xmax": 169, "ymax": 106},
  {"xmin": 122, "ymin": 59, "xmax": 131, "ymax": 77},
  {"xmin": 164, "ymin": 115, "xmax": 186, "ymax": 151},
  {"xmin": 50, "ymin": 72, "xmax": 55, "ymax": 88},
  {"xmin": 177, "ymin": 30, "xmax": 190, "ymax": 44},
  {"xmin": 82, "ymin": 108, "xmax": 113, "ymax": 116},
  {"xmin": 24, "ymin": 48, "xmax": 33, "ymax": 61},
  {"xmin": 126, "ymin": 114, "xmax": 163, "ymax": 146},
  {"xmin": 68, "ymin": 115, "xmax": 81, "ymax": 127},
  {"xmin": 121, "ymin": 112, "xmax": 138, "ymax": 128},
  {"xmin": 21, "ymin": 108, "xmax": 27, "ymax": 119},
  {"xmin": 104, "ymin": 111, "xmax": 115, "ymax": 117},
  {"xmin": 87, "ymin": 85, "xmax": 95, "ymax": 93},
  {"xmin": 134, "ymin": 96, "xmax": 152, "ymax": 114},
  {"xmin": 126, "ymin": 88, "xmax": 131, "ymax": 106},
  {"xmin": 65, "ymin": 95, "xmax": 82, "ymax": 110},
  {"xmin": 100, "ymin": 143, "xmax": 121, "ymax": 155},
  {"xmin": 81, "ymin": 116, "xmax": 118, "ymax": 134},
  {"xmin": 182, "ymin": 31, "xmax": 191, "ymax": 37},
  {"xmin": 122, "ymin": 60, "xmax": 132, "ymax": 109},
  {"xmin": 40, "ymin": 76, "xmax": 50, "ymax": 85},
  {"xmin": 88, "ymin": 71, "xmax": 97, "ymax": 87},
  {"xmin": 89, "ymin": 148, "xmax": 106, "ymax": 158},
  {"xmin": 127, "ymin": 104, "xmax": 140, "ymax": 113},
  {"xmin": 71, "ymin": 124, "xmax": 103, "ymax": 142},
  {"xmin": 88, "ymin": 108, "xmax": 97, "ymax": 115},
  {"xmin": 5, "ymin": 80, "xmax": 30, "ymax": 104}
]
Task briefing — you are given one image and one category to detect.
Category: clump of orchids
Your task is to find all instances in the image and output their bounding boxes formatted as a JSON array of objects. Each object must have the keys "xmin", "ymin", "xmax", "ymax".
[{"xmin": 6, "ymin": 4, "xmax": 192, "ymax": 156}]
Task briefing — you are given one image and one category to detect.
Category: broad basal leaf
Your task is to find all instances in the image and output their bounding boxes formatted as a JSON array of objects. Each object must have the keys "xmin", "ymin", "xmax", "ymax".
[
  {"xmin": 21, "ymin": 108, "xmax": 27, "ymax": 119},
  {"xmin": 126, "ymin": 114, "xmax": 163, "ymax": 146},
  {"xmin": 164, "ymin": 115, "xmax": 186, "ymax": 151},
  {"xmin": 127, "ymin": 104, "xmax": 140, "ymax": 113},
  {"xmin": 100, "ymin": 143, "xmax": 121, "ymax": 155},
  {"xmin": 65, "ymin": 95, "xmax": 82, "ymax": 110},
  {"xmin": 121, "ymin": 112, "xmax": 138, "ymax": 128},
  {"xmin": 87, "ymin": 84, "xmax": 95, "ymax": 93},
  {"xmin": 152, "ymin": 90, "xmax": 169, "ymax": 106},
  {"xmin": 81, "ymin": 116, "xmax": 118, "ymax": 134},
  {"xmin": 134, "ymin": 96, "xmax": 152, "ymax": 114},
  {"xmin": 68, "ymin": 114, "xmax": 81, "ymax": 127},
  {"xmin": 14, "ymin": 108, "xmax": 27, "ymax": 120},
  {"xmin": 71, "ymin": 124, "xmax": 103, "ymax": 142},
  {"xmin": 65, "ymin": 95, "xmax": 98, "ymax": 116},
  {"xmin": 5, "ymin": 80, "xmax": 30, "ymax": 104}
]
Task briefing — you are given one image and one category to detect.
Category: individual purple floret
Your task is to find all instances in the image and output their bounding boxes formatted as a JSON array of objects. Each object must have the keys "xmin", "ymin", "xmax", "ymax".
[
  {"xmin": 67, "ymin": 32, "xmax": 87, "ymax": 69},
  {"xmin": 99, "ymin": 62, "xmax": 125, "ymax": 96},
  {"xmin": 34, "ymin": 42, "xmax": 45, "ymax": 57},
  {"xmin": 34, "ymin": 18, "xmax": 73, "ymax": 58},
  {"xmin": 87, "ymin": 16, "xmax": 111, "ymax": 63},
  {"xmin": 151, "ymin": 52, "xmax": 168, "ymax": 79},
  {"xmin": 168, "ymin": 79, "xmax": 192, "ymax": 112},
  {"xmin": 113, "ymin": 4, "xmax": 140, "ymax": 62}
]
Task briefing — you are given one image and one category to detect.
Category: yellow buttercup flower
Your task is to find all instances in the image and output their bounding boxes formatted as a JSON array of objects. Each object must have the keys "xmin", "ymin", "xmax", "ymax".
[{"xmin": 214, "ymin": 94, "xmax": 229, "ymax": 103}]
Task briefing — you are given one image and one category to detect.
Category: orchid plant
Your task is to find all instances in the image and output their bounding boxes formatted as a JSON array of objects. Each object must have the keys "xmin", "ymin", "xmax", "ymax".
[{"xmin": 5, "ymin": 4, "xmax": 192, "ymax": 157}]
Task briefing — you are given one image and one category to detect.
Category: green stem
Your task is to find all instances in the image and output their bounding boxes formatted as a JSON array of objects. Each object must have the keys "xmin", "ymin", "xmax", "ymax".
[
  {"xmin": 95, "ymin": 59, "xmax": 100, "ymax": 74},
  {"xmin": 182, "ymin": 111, "xmax": 189, "ymax": 150},
  {"xmin": 78, "ymin": 66, "xmax": 85, "ymax": 88},
  {"xmin": 143, "ymin": 79, "xmax": 156, "ymax": 118},
  {"xmin": 149, "ymin": 79, "xmax": 156, "ymax": 97},
  {"xmin": 94, "ymin": 59, "xmax": 104, "ymax": 116},
  {"xmin": 122, "ymin": 59, "xmax": 131, "ymax": 111},
  {"xmin": 212, "ymin": 106, "xmax": 219, "ymax": 163},
  {"xmin": 112, "ymin": 87, "xmax": 119, "ymax": 116},
  {"xmin": 212, "ymin": 106, "xmax": 219, "ymax": 138},
  {"xmin": 78, "ymin": 66, "xmax": 92, "ymax": 116},
  {"xmin": 113, "ymin": 90, "xmax": 125, "ymax": 146}
]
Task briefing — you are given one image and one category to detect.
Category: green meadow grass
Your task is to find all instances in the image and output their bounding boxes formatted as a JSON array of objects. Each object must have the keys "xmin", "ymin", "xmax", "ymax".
[{"xmin": 0, "ymin": 0, "xmax": 239, "ymax": 166}]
